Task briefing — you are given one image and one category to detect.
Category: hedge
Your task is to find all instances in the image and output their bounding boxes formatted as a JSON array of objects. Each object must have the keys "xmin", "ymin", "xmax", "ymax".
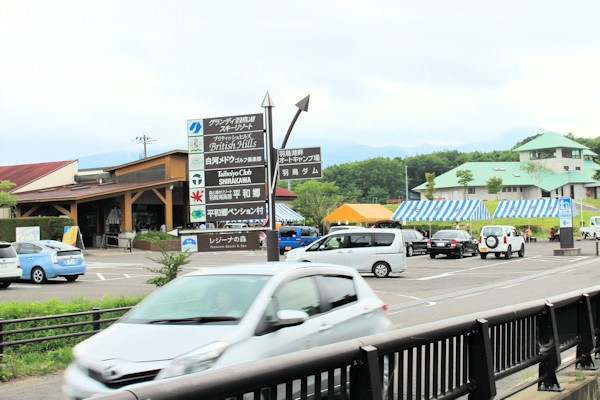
[{"xmin": 0, "ymin": 217, "xmax": 75, "ymax": 242}]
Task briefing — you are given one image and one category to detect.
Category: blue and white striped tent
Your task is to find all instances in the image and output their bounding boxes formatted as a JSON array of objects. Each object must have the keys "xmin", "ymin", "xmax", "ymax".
[
  {"xmin": 392, "ymin": 200, "xmax": 492, "ymax": 222},
  {"xmin": 493, "ymin": 199, "xmax": 578, "ymax": 218}
]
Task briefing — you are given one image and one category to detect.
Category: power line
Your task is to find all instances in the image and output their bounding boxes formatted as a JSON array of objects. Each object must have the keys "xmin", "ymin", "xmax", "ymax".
[{"xmin": 134, "ymin": 135, "xmax": 157, "ymax": 158}]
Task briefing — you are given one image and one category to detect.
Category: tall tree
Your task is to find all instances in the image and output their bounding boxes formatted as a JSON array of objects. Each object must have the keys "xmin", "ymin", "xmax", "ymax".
[
  {"xmin": 424, "ymin": 172, "xmax": 436, "ymax": 200},
  {"xmin": 291, "ymin": 180, "xmax": 344, "ymax": 226},
  {"xmin": 455, "ymin": 170, "xmax": 474, "ymax": 199},
  {"xmin": 486, "ymin": 177, "xmax": 503, "ymax": 200}
]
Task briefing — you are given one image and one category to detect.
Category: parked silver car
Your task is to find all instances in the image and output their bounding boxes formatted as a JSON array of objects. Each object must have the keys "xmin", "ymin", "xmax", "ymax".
[{"xmin": 63, "ymin": 262, "xmax": 392, "ymax": 399}]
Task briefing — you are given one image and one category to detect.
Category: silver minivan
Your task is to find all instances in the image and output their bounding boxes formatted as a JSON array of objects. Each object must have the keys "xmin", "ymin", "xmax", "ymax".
[{"xmin": 284, "ymin": 228, "xmax": 407, "ymax": 278}]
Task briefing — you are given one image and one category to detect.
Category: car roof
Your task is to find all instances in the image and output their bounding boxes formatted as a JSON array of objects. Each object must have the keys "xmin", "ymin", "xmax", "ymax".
[
  {"xmin": 183, "ymin": 262, "xmax": 358, "ymax": 278},
  {"xmin": 327, "ymin": 228, "xmax": 399, "ymax": 234},
  {"xmin": 13, "ymin": 240, "xmax": 79, "ymax": 250}
]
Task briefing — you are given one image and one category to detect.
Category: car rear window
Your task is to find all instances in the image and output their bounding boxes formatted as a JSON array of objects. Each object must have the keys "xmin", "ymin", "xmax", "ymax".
[
  {"xmin": 482, "ymin": 227, "xmax": 504, "ymax": 236},
  {"xmin": 0, "ymin": 244, "xmax": 17, "ymax": 259},
  {"xmin": 279, "ymin": 227, "xmax": 298, "ymax": 238}
]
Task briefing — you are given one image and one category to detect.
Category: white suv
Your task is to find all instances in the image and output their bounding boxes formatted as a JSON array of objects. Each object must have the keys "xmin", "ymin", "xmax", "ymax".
[
  {"xmin": 0, "ymin": 241, "xmax": 22, "ymax": 288},
  {"xmin": 478, "ymin": 225, "xmax": 525, "ymax": 259}
]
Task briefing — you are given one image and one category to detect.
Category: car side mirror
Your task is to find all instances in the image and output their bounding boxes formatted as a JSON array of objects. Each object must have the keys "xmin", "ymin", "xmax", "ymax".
[{"xmin": 272, "ymin": 310, "xmax": 309, "ymax": 331}]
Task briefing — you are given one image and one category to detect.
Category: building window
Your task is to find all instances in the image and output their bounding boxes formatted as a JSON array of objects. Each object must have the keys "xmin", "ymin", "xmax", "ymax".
[
  {"xmin": 529, "ymin": 150, "xmax": 556, "ymax": 160},
  {"xmin": 576, "ymin": 167, "xmax": 581, "ymax": 171},
  {"xmin": 502, "ymin": 187, "xmax": 507, "ymax": 192},
  {"xmin": 467, "ymin": 188, "xmax": 475, "ymax": 194},
  {"xmin": 564, "ymin": 166, "xmax": 569, "ymax": 171},
  {"xmin": 562, "ymin": 149, "xmax": 581, "ymax": 159}
]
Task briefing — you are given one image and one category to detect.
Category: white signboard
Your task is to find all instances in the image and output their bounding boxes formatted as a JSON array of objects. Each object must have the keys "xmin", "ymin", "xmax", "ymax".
[
  {"xmin": 181, "ymin": 235, "xmax": 198, "ymax": 252},
  {"xmin": 16, "ymin": 226, "xmax": 40, "ymax": 241},
  {"xmin": 558, "ymin": 197, "xmax": 573, "ymax": 228}
]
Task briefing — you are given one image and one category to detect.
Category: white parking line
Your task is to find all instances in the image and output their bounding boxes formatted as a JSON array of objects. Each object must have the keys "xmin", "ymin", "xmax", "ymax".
[
  {"xmin": 454, "ymin": 292, "xmax": 484, "ymax": 299},
  {"xmin": 97, "ymin": 273, "xmax": 106, "ymax": 281}
]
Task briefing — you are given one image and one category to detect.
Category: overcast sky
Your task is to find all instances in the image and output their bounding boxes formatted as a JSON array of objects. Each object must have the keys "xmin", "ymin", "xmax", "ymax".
[{"xmin": 2, "ymin": 1, "xmax": 600, "ymax": 166}]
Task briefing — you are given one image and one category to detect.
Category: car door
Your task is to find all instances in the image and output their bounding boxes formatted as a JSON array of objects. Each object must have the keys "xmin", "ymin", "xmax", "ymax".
[
  {"xmin": 309, "ymin": 234, "xmax": 347, "ymax": 265},
  {"xmin": 342, "ymin": 233, "xmax": 374, "ymax": 272},
  {"xmin": 14, "ymin": 243, "xmax": 42, "ymax": 280}
]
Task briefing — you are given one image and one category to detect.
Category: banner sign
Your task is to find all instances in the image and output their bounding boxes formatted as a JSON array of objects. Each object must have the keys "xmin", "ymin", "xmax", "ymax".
[{"xmin": 197, "ymin": 232, "xmax": 260, "ymax": 251}]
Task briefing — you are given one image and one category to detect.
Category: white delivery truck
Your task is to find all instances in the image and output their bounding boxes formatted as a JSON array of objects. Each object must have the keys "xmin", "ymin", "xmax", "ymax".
[{"xmin": 580, "ymin": 216, "xmax": 600, "ymax": 239}]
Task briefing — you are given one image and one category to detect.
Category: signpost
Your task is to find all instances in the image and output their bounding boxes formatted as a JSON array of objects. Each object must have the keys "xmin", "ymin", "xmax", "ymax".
[
  {"xmin": 558, "ymin": 197, "xmax": 574, "ymax": 248},
  {"xmin": 277, "ymin": 147, "xmax": 322, "ymax": 180}
]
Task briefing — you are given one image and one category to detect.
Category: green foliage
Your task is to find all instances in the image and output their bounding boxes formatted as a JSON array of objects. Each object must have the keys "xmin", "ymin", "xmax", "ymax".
[
  {"xmin": 135, "ymin": 230, "xmax": 174, "ymax": 241},
  {"xmin": 0, "ymin": 217, "xmax": 75, "ymax": 242},
  {"xmin": 0, "ymin": 296, "xmax": 143, "ymax": 380},
  {"xmin": 291, "ymin": 180, "xmax": 344, "ymax": 226},
  {"xmin": 0, "ymin": 180, "xmax": 16, "ymax": 208},
  {"xmin": 486, "ymin": 177, "xmax": 504, "ymax": 199},
  {"xmin": 456, "ymin": 170, "xmax": 474, "ymax": 199},
  {"xmin": 145, "ymin": 240, "xmax": 193, "ymax": 287},
  {"xmin": 424, "ymin": 173, "xmax": 436, "ymax": 200}
]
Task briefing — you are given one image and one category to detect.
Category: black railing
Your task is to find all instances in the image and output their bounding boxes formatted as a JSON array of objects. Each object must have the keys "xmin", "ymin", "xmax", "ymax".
[
  {"xmin": 94, "ymin": 286, "xmax": 600, "ymax": 400},
  {"xmin": 0, "ymin": 306, "xmax": 132, "ymax": 358}
]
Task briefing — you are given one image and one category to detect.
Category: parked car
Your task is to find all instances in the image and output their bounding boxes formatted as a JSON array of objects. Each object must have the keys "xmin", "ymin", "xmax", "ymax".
[
  {"xmin": 284, "ymin": 228, "xmax": 407, "ymax": 278},
  {"xmin": 427, "ymin": 230, "xmax": 479, "ymax": 259},
  {"xmin": 478, "ymin": 225, "xmax": 525, "ymax": 259},
  {"xmin": 371, "ymin": 220, "xmax": 401, "ymax": 229},
  {"xmin": 278, "ymin": 225, "xmax": 321, "ymax": 254},
  {"xmin": 400, "ymin": 229, "xmax": 429, "ymax": 257},
  {"xmin": 0, "ymin": 241, "xmax": 22, "ymax": 288},
  {"xmin": 11, "ymin": 240, "xmax": 86, "ymax": 283},
  {"xmin": 62, "ymin": 262, "xmax": 392, "ymax": 399}
]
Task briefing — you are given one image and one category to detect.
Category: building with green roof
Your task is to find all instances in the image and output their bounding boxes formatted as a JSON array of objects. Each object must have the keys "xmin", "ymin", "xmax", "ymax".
[{"xmin": 413, "ymin": 132, "xmax": 600, "ymax": 201}]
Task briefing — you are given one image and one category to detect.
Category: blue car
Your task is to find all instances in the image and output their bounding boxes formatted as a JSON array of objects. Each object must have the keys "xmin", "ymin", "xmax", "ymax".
[{"xmin": 11, "ymin": 240, "xmax": 86, "ymax": 283}]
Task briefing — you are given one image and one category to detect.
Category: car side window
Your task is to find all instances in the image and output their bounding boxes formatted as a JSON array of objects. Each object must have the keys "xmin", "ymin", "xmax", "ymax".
[
  {"xmin": 270, "ymin": 277, "xmax": 321, "ymax": 317},
  {"xmin": 17, "ymin": 243, "xmax": 39, "ymax": 254},
  {"xmin": 373, "ymin": 233, "xmax": 395, "ymax": 247},
  {"xmin": 317, "ymin": 275, "xmax": 358, "ymax": 310},
  {"xmin": 322, "ymin": 235, "xmax": 343, "ymax": 250},
  {"xmin": 348, "ymin": 234, "xmax": 371, "ymax": 248}
]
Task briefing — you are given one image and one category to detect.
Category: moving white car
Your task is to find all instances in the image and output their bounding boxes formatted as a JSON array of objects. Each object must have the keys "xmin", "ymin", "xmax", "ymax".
[
  {"xmin": 62, "ymin": 262, "xmax": 392, "ymax": 399},
  {"xmin": 284, "ymin": 228, "xmax": 407, "ymax": 278}
]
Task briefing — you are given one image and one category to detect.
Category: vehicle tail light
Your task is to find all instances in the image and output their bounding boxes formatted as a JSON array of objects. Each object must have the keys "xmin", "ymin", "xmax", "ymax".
[
  {"xmin": 451, "ymin": 240, "xmax": 458, "ymax": 246},
  {"xmin": 17, "ymin": 262, "xmax": 21, "ymax": 269},
  {"xmin": 479, "ymin": 236, "xmax": 483, "ymax": 243},
  {"xmin": 427, "ymin": 239, "xmax": 431, "ymax": 245},
  {"xmin": 382, "ymin": 303, "xmax": 389, "ymax": 314},
  {"xmin": 51, "ymin": 253, "xmax": 58, "ymax": 264},
  {"xmin": 503, "ymin": 236, "xmax": 507, "ymax": 244},
  {"xmin": 296, "ymin": 239, "xmax": 301, "ymax": 242}
]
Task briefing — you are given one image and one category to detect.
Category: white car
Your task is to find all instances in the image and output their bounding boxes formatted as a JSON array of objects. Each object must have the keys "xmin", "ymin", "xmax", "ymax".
[
  {"xmin": 0, "ymin": 241, "xmax": 22, "ymax": 288},
  {"xmin": 63, "ymin": 262, "xmax": 392, "ymax": 399},
  {"xmin": 478, "ymin": 225, "xmax": 525, "ymax": 259},
  {"xmin": 284, "ymin": 228, "xmax": 407, "ymax": 278}
]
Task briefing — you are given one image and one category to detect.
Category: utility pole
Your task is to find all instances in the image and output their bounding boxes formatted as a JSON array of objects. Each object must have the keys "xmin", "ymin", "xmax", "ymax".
[
  {"xmin": 134, "ymin": 135, "xmax": 156, "ymax": 159},
  {"xmin": 405, "ymin": 164, "xmax": 409, "ymax": 201}
]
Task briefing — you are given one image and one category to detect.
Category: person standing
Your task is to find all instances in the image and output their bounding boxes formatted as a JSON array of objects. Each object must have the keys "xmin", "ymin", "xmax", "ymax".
[{"xmin": 455, "ymin": 221, "xmax": 460, "ymax": 230}]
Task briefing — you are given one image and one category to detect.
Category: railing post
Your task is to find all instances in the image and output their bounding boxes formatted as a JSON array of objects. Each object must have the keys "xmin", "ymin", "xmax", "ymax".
[
  {"xmin": 350, "ymin": 345, "xmax": 382, "ymax": 400},
  {"xmin": 538, "ymin": 302, "xmax": 564, "ymax": 392},
  {"xmin": 0, "ymin": 318, "xmax": 4, "ymax": 361},
  {"xmin": 468, "ymin": 318, "xmax": 496, "ymax": 400},
  {"xmin": 92, "ymin": 307, "xmax": 101, "ymax": 332},
  {"xmin": 576, "ymin": 294, "xmax": 598, "ymax": 370}
]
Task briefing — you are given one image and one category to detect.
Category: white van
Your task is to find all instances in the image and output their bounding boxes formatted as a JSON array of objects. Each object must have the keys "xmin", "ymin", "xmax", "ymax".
[{"xmin": 284, "ymin": 228, "xmax": 407, "ymax": 278}]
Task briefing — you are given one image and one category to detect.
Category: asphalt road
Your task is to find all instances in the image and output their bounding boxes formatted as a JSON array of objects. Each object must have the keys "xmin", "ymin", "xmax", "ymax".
[{"xmin": 2, "ymin": 238, "xmax": 600, "ymax": 399}]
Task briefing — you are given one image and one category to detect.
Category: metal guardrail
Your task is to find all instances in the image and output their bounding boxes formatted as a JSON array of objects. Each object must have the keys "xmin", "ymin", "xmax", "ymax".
[
  {"xmin": 0, "ymin": 306, "xmax": 132, "ymax": 358},
  {"xmin": 2, "ymin": 287, "xmax": 600, "ymax": 400},
  {"xmin": 95, "ymin": 286, "xmax": 600, "ymax": 400},
  {"xmin": 101, "ymin": 233, "xmax": 133, "ymax": 252}
]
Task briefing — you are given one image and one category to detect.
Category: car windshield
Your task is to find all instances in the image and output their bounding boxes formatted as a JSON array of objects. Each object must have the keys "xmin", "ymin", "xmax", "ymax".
[
  {"xmin": 123, "ymin": 274, "xmax": 270, "ymax": 324},
  {"xmin": 432, "ymin": 231, "xmax": 460, "ymax": 240}
]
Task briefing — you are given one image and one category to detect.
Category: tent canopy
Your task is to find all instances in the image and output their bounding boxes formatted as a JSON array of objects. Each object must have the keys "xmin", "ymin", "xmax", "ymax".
[
  {"xmin": 493, "ymin": 199, "xmax": 578, "ymax": 218},
  {"xmin": 323, "ymin": 204, "xmax": 393, "ymax": 223},
  {"xmin": 392, "ymin": 200, "xmax": 492, "ymax": 222}
]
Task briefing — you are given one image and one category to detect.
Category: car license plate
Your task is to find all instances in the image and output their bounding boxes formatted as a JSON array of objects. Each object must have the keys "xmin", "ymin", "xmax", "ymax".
[
  {"xmin": 285, "ymin": 246, "xmax": 291, "ymax": 251},
  {"xmin": 480, "ymin": 247, "xmax": 488, "ymax": 253},
  {"xmin": 65, "ymin": 259, "xmax": 77, "ymax": 265}
]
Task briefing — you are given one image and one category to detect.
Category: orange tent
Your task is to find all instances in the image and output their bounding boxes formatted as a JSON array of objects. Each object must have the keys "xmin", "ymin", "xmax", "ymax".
[{"xmin": 323, "ymin": 203, "xmax": 393, "ymax": 224}]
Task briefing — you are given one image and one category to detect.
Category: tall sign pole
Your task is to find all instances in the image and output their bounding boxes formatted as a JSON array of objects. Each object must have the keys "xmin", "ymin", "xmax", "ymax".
[{"xmin": 262, "ymin": 92, "xmax": 279, "ymax": 261}]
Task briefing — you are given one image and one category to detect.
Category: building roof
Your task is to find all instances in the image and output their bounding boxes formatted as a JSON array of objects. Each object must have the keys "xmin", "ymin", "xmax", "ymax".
[
  {"xmin": 275, "ymin": 186, "xmax": 297, "ymax": 198},
  {"xmin": 413, "ymin": 161, "xmax": 595, "ymax": 192},
  {"xmin": 513, "ymin": 131, "xmax": 588, "ymax": 152},
  {"xmin": 0, "ymin": 160, "xmax": 77, "ymax": 192}
]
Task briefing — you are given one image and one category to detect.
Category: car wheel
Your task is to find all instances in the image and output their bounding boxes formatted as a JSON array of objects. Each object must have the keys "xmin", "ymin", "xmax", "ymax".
[
  {"xmin": 372, "ymin": 262, "xmax": 391, "ymax": 278},
  {"xmin": 518, "ymin": 244, "xmax": 525, "ymax": 258},
  {"xmin": 494, "ymin": 253, "xmax": 501, "ymax": 258},
  {"xmin": 505, "ymin": 246, "xmax": 512, "ymax": 259},
  {"xmin": 472, "ymin": 248, "xmax": 479, "ymax": 257},
  {"xmin": 65, "ymin": 275, "xmax": 78, "ymax": 282},
  {"xmin": 429, "ymin": 253, "xmax": 436, "ymax": 259},
  {"xmin": 0, "ymin": 281, "xmax": 11, "ymax": 289},
  {"xmin": 279, "ymin": 249, "xmax": 285, "ymax": 255},
  {"xmin": 485, "ymin": 235, "xmax": 499, "ymax": 249},
  {"xmin": 480, "ymin": 253, "xmax": 488, "ymax": 259},
  {"xmin": 31, "ymin": 267, "xmax": 47, "ymax": 284},
  {"xmin": 406, "ymin": 245, "xmax": 414, "ymax": 257},
  {"xmin": 457, "ymin": 246, "xmax": 464, "ymax": 259}
]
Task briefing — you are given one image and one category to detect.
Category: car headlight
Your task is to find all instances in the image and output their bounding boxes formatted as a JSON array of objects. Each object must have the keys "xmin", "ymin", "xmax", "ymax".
[{"xmin": 156, "ymin": 342, "xmax": 229, "ymax": 379}]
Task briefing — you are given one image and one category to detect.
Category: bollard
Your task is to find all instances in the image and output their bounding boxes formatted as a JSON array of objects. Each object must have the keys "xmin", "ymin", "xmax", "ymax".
[{"xmin": 596, "ymin": 241, "xmax": 599, "ymax": 256}]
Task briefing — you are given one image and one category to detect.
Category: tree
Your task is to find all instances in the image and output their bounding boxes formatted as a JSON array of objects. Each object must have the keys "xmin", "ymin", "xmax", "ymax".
[
  {"xmin": 0, "ymin": 180, "xmax": 16, "ymax": 208},
  {"xmin": 455, "ymin": 170, "xmax": 474, "ymax": 199},
  {"xmin": 486, "ymin": 177, "xmax": 503, "ymax": 200},
  {"xmin": 291, "ymin": 180, "xmax": 344, "ymax": 226},
  {"xmin": 520, "ymin": 162, "xmax": 552, "ymax": 193},
  {"xmin": 424, "ymin": 173, "xmax": 436, "ymax": 200}
]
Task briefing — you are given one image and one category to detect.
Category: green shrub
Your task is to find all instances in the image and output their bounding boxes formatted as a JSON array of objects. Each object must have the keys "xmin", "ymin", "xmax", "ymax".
[
  {"xmin": 0, "ymin": 217, "xmax": 75, "ymax": 242},
  {"xmin": 135, "ymin": 231, "xmax": 174, "ymax": 241}
]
